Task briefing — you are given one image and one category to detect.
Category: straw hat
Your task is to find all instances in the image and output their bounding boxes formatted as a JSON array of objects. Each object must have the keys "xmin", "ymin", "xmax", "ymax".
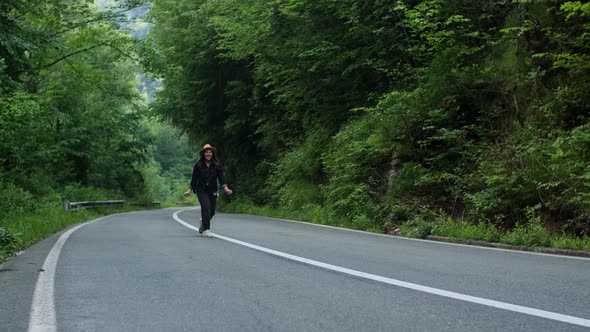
[{"xmin": 200, "ymin": 144, "xmax": 216, "ymax": 155}]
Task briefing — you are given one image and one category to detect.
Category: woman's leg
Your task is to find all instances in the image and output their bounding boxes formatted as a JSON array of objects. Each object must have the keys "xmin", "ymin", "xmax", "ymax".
[
  {"xmin": 209, "ymin": 192, "xmax": 217, "ymax": 220},
  {"xmin": 197, "ymin": 192, "xmax": 211, "ymax": 231}
]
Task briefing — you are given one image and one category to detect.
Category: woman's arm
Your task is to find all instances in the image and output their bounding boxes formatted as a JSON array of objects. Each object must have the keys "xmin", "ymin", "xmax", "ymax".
[
  {"xmin": 217, "ymin": 167, "xmax": 233, "ymax": 195},
  {"xmin": 183, "ymin": 163, "xmax": 198, "ymax": 197}
]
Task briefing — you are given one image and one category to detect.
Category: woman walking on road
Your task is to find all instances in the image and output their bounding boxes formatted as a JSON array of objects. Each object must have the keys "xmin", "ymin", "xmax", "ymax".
[{"xmin": 184, "ymin": 144, "xmax": 233, "ymax": 237}]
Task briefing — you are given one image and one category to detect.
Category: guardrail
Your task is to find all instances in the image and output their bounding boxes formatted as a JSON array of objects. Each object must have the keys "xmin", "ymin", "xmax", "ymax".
[{"xmin": 63, "ymin": 200, "xmax": 160, "ymax": 211}]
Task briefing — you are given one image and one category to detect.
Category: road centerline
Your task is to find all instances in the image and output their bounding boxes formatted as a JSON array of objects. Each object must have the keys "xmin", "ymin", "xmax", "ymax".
[{"xmin": 173, "ymin": 209, "xmax": 590, "ymax": 328}]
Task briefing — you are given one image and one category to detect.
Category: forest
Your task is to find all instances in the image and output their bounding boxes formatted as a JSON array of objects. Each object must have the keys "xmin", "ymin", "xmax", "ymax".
[{"xmin": 1, "ymin": 0, "xmax": 590, "ymax": 259}]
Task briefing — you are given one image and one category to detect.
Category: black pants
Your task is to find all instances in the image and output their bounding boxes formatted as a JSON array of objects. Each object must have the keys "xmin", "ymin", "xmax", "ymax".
[{"xmin": 197, "ymin": 191, "xmax": 217, "ymax": 231}]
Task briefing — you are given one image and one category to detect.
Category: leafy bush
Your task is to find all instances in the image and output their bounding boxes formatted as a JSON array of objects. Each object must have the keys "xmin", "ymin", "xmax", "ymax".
[
  {"xmin": 61, "ymin": 183, "xmax": 123, "ymax": 202},
  {"xmin": 278, "ymin": 180, "xmax": 321, "ymax": 212},
  {"xmin": 431, "ymin": 218, "xmax": 501, "ymax": 243},
  {"xmin": 500, "ymin": 205, "xmax": 551, "ymax": 247},
  {"xmin": 522, "ymin": 125, "xmax": 590, "ymax": 229},
  {"xmin": 266, "ymin": 131, "xmax": 327, "ymax": 206},
  {"xmin": 387, "ymin": 203, "xmax": 414, "ymax": 223},
  {"xmin": 322, "ymin": 101, "xmax": 395, "ymax": 224},
  {"xmin": 137, "ymin": 161, "xmax": 168, "ymax": 201},
  {"xmin": 0, "ymin": 226, "xmax": 20, "ymax": 259},
  {"xmin": 551, "ymin": 235, "xmax": 590, "ymax": 251},
  {"xmin": 399, "ymin": 217, "xmax": 433, "ymax": 239},
  {"xmin": 0, "ymin": 183, "xmax": 35, "ymax": 219}
]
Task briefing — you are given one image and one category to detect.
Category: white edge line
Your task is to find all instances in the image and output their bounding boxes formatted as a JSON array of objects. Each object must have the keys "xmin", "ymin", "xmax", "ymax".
[
  {"xmin": 174, "ymin": 209, "xmax": 590, "ymax": 328},
  {"xmin": 28, "ymin": 215, "xmax": 114, "ymax": 332},
  {"xmin": 233, "ymin": 213, "xmax": 590, "ymax": 261}
]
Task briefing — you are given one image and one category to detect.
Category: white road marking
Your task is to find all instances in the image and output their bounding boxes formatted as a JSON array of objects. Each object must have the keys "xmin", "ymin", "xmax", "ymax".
[
  {"xmin": 28, "ymin": 216, "xmax": 110, "ymax": 332},
  {"xmin": 174, "ymin": 210, "xmax": 590, "ymax": 328}
]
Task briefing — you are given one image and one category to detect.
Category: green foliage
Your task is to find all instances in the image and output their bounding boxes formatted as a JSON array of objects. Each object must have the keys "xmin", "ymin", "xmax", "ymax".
[
  {"xmin": 431, "ymin": 218, "xmax": 501, "ymax": 243},
  {"xmin": 1, "ymin": 0, "xmax": 155, "ymax": 204},
  {"xmin": 500, "ymin": 220, "xmax": 551, "ymax": 248},
  {"xmin": 144, "ymin": 0, "xmax": 590, "ymax": 242},
  {"xmin": 551, "ymin": 235, "xmax": 590, "ymax": 251},
  {"xmin": 0, "ymin": 183, "xmax": 34, "ymax": 219},
  {"xmin": 399, "ymin": 217, "xmax": 433, "ymax": 239},
  {"xmin": 426, "ymin": 211, "xmax": 590, "ymax": 251},
  {"xmin": 0, "ymin": 226, "xmax": 20, "ymax": 261},
  {"xmin": 521, "ymin": 125, "xmax": 590, "ymax": 226},
  {"xmin": 320, "ymin": 96, "xmax": 408, "ymax": 222},
  {"xmin": 61, "ymin": 183, "xmax": 123, "ymax": 202},
  {"xmin": 0, "ymin": 93, "xmax": 54, "ymax": 191},
  {"xmin": 277, "ymin": 180, "xmax": 321, "ymax": 212},
  {"xmin": 266, "ymin": 131, "xmax": 327, "ymax": 208},
  {"xmin": 224, "ymin": 197, "xmax": 343, "ymax": 230}
]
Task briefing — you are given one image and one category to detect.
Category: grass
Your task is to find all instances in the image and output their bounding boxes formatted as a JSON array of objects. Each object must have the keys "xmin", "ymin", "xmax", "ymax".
[
  {"xmin": 223, "ymin": 199, "xmax": 590, "ymax": 253},
  {"xmin": 0, "ymin": 204, "xmax": 152, "ymax": 264},
  {"xmin": 223, "ymin": 198, "xmax": 391, "ymax": 234},
  {"xmin": 222, "ymin": 199, "xmax": 316, "ymax": 222},
  {"xmin": 410, "ymin": 217, "xmax": 590, "ymax": 252}
]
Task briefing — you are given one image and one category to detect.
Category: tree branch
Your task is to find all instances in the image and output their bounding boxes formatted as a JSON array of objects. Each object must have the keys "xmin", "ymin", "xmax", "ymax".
[
  {"xmin": 50, "ymin": 9, "xmax": 133, "ymax": 38},
  {"xmin": 31, "ymin": 42, "xmax": 139, "ymax": 72},
  {"xmin": 34, "ymin": 43, "xmax": 109, "ymax": 71},
  {"xmin": 109, "ymin": 44, "xmax": 140, "ymax": 63}
]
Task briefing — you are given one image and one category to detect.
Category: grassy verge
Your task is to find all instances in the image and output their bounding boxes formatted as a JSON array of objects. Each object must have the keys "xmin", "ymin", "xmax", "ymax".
[
  {"xmin": 222, "ymin": 198, "xmax": 386, "ymax": 233},
  {"xmin": 0, "ymin": 204, "xmax": 152, "ymax": 264},
  {"xmin": 400, "ymin": 217, "xmax": 590, "ymax": 252},
  {"xmin": 222, "ymin": 199, "xmax": 590, "ymax": 253}
]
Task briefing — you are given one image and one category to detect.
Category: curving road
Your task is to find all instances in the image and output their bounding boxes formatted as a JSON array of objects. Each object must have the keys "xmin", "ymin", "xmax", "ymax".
[{"xmin": 1, "ymin": 208, "xmax": 590, "ymax": 331}]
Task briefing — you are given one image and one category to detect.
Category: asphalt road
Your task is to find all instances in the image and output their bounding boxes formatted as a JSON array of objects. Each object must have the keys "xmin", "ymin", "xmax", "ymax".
[{"xmin": 1, "ymin": 208, "xmax": 589, "ymax": 331}]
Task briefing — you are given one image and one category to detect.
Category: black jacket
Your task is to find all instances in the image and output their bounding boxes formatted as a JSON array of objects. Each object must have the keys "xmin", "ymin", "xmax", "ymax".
[{"xmin": 189, "ymin": 161, "xmax": 226, "ymax": 194}]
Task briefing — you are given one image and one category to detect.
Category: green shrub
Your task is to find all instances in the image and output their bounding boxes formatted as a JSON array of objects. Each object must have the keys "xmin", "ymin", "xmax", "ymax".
[
  {"xmin": 350, "ymin": 214, "xmax": 378, "ymax": 232},
  {"xmin": 278, "ymin": 180, "xmax": 321, "ymax": 212},
  {"xmin": 321, "ymin": 104, "xmax": 393, "ymax": 224},
  {"xmin": 0, "ymin": 183, "xmax": 34, "ymax": 219},
  {"xmin": 399, "ymin": 217, "xmax": 433, "ymax": 239},
  {"xmin": 267, "ymin": 131, "xmax": 326, "ymax": 198},
  {"xmin": 0, "ymin": 226, "xmax": 20, "ymax": 259},
  {"xmin": 551, "ymin": 235, "xmax": 590, "ymax": 251},
  {"xmin": 61, "ymin": 183, "xmax": 123, "ymax": 202},
  {"xmin": 222, "ymin": 197, "xmax": 252, "ymax": 213},
  {"xmin": 499, "ymin": 206, "xmax": 551, "ymax": 247},
  {"xmin": 303, "ymin": 203, "xmax": 336, "ymax": 225},
  {"xmin": 521, "ymin": 125, "xmax": 590, "ymax": 229},
  {"xmin": 388, "ymin": 203, "xmax": 414, "ymax": 223},
  {"xmin": 431, "ymin": 218, "xmax": 501, "ymax": 243}
]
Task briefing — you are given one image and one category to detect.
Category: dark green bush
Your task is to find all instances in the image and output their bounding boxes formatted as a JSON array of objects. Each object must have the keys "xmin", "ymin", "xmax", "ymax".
[
  {"xmin": 0, "ymin": 183, "xmax": 34, "ymax": 219},
  {"xmin": 0, "ymin": 226, "xmax": 20, "ymax": 258},
  {"xmin": 61, "ymin": 183, "xmax": 123, "ymax": 202},
  {"xmin": 399, "ymin": 217, "xmax": 433, "ymax": 239}
]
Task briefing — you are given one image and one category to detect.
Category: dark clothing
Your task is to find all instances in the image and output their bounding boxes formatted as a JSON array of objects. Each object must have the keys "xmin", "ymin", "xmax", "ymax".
[
  {"xmin": 197, "ymin": 192, "xmax": 217, "ymax": 231},
  {"xmin": 189, "ymin": 161, "xmax": 226, "ymax": 232},
  {"xmin": 189, "ymin": 161, "xmax": 226, "ymax": 194}
]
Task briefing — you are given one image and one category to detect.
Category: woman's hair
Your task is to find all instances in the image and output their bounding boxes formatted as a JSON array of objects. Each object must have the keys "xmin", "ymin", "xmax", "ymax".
[{"xmin": 197, "ymin": 151, "xmax": 221, "ymax": 169}]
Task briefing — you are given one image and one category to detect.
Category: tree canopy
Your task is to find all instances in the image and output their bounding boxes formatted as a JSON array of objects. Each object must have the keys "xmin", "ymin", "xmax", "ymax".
[
  {"xmin": 145, "ymin": 0, "xmax": 590, "ymax": 235},
  {"xmin": 1, "ymin": 0, "xmax": 153, "ymax": 207},
  {"xmin": 2, "ymin": 0, "xmax": 589, "ymax": 239}
]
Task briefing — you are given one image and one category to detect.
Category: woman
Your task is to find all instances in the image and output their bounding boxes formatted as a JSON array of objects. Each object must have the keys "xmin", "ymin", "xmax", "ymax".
[{"xmin": 184, "ymin": 144, "xmax": 233, "ymax": 237}]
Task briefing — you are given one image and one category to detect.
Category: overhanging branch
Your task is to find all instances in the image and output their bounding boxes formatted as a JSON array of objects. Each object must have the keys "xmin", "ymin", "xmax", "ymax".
[
  {"xmin": 50, "ymin": 9, "xmax": 133, "ymax": 38},
  {"xmin": 32, "ymin": 42, "xmax": 139, "ymax": 71},
  {"xmin": 34, "ymin": 43, "xmax": 109, "ymax": 71}
]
